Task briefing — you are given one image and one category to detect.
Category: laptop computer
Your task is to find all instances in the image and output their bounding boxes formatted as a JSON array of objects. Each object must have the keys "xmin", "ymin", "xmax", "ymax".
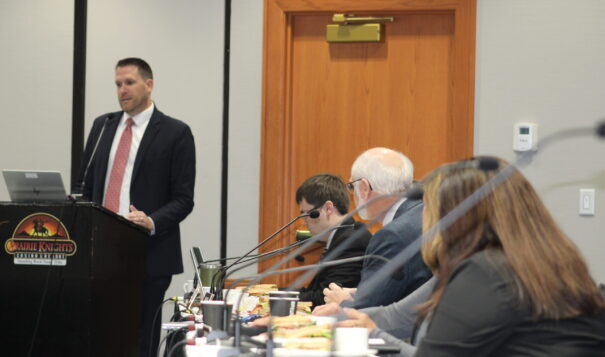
[{"xmin": 2, "ymin": 169, "xmax": 67, "ymax": 203}]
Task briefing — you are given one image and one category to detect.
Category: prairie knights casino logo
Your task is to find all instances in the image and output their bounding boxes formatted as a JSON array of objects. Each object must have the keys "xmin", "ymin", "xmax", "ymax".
[{"xmin": 4, "ymin": 213, "xmax": 77, "ymax": 266}]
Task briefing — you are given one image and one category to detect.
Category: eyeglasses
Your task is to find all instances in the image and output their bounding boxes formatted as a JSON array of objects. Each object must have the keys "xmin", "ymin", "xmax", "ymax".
[{"xmin": 346, "ymin": 178, "xmax": 373, "ymax": 191}]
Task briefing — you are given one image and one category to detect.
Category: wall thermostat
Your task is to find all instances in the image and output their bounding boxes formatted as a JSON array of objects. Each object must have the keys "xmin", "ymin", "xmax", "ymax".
[{"xmin": 513, "ymin": 122, "xmax": 538, "ymax": 151}]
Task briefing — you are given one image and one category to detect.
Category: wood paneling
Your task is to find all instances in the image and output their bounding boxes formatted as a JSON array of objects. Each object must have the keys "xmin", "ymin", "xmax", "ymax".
[{"xmin": 260, "ymin": 0, "xmax": 476, "ymax": 287}]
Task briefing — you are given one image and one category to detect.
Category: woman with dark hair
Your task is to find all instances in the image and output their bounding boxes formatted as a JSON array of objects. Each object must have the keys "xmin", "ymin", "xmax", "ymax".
[{"xmin": 339, "ymin": 157, "xmax": 605, "ymax": 356}]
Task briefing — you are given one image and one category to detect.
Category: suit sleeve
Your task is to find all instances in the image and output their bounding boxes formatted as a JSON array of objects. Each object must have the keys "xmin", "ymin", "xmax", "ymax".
[
  {"xmin": 415, "ymin": 258, "xmax": 516, "ymax": 357},
  {"xmin": 299, "ymin": 230, "xmax": 369, "ymax": 307},
  {"xmin": 147, "ymin": 125, "xmax": 196, "ymax": 234},
  {"xmin": 347, "ymin": 228, "xmax": 408, "ymax": 308},
  {"xmin": 361, "ymin": 277, "xmax": 436, "ymax": 339},
  {"xmin": 299, "ymin": 259, "xmax": 364, "ymax": 307}
]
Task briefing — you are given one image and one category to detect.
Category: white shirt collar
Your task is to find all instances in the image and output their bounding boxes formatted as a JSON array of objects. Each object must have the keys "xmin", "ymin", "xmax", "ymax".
[
  {"xmin": 382, "ymin": 197, "xmax": 407, "ymax": 226},
  {"xmin": 121, "ymin": 102, "xmax": 154, "ymax": 126},
  {"xmin": 325, "ymin": 229, "xmax": 338, "ymax": 250}
]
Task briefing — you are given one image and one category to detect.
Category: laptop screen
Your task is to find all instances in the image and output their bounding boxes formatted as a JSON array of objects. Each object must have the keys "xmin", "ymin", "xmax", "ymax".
[{"xmin": 2, "ymin": 170, "xmax": 67, "ymax": 203}]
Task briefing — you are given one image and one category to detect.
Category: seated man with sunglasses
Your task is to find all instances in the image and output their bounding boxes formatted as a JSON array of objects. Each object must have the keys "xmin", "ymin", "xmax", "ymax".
[
  {"xmin": 296, "ymin": 173, "xmax": 372, "ymax": 308},
  {"xmin": 322, "ymin": 147, "xmax": 431, "ymax": 309}
]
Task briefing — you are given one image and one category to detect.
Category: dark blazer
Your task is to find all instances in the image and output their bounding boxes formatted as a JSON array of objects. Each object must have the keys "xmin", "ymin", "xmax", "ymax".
[
  {"xmin": 79, "ymin": 107, "xmax": 196, "ymax": 276},
  {"xmin": 299, "ymin": 218, "xmax": 372, "ymax": 307},
  {"xmin": 347, "ymin": 198, "xmax": 432, "ymax": 309}
]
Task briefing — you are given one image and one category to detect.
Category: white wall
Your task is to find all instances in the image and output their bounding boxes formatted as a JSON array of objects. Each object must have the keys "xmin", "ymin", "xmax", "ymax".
[
  {"xmin": 475, "ymin": 0, "xmax": 605, "ymax": 282},
  {"xmin": 226, "ymin": 0, "xmax": 263, "ymax": 278},
  {"xmin": 0, "ymin": 0, "xmax": 74, "ymax": 198}
]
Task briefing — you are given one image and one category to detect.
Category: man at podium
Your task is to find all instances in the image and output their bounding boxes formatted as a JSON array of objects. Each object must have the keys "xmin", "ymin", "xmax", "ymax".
[{"xmin": 78, "ymin": 57, "xmax": 196, "ymax": 357}]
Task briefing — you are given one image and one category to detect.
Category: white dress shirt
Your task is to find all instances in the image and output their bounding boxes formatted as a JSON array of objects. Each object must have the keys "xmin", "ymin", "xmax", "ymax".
[
  {"xmin": 325, "ymin": 229, "xmax": 338, "ymax": 250},
  {"xmin": 382, "ymin": 197, "xmax": 407, "ymax": 226},
  {"xmin": 102, "ymin": 103, "xmax": 154, "ymax": 216}
]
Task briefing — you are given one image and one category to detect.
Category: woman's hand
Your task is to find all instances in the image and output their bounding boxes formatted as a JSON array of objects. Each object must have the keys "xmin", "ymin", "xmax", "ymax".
[{"xmin": 337, "ymin": 308, "xmax": 377, "ymax": 332}]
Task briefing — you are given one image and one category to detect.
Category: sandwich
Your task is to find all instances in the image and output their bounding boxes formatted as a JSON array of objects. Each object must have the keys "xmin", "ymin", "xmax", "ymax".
[
  {"xmin": 281, "ymin": 324, "xmax": 331, "ymax": 339},
  {"xmin": 296, "ymin": 301, "xmax": 312, "ymax": 314},
  {"xmin": 247, "ymin": 284, "xmax": 278, "ymax": 296},
  {"xmin": 272, "ymin": 315, "xmax": 313, "ymax": 330},
  {"xmin": 249, "ymin": 296, "xmax": 270, "ymax": 316},
  {"xmin": 283, "ymin": 337, "xmax": 331, "ymax": 351}
]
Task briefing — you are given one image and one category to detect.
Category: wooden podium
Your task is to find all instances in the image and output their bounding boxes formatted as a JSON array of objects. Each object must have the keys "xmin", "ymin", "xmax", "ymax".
[{"xmin": 0, "ymin": 202, "xmax": 147, "ymax": 356}]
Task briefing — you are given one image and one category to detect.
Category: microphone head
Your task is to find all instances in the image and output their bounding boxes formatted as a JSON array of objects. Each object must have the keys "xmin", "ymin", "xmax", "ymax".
[
  {"xmin": 308, "ymin": 210, "xmax": 320, "ymax": 219},
  {"xmin": 477, "ymin": 157, "xmax": 500, "ymax": 171},
  {"xmin": 596, "ymin": 121, "xmax": 605, "ymax": 138}
]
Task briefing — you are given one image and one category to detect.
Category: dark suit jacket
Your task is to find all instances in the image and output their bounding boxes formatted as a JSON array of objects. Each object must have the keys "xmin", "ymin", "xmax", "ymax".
[
  {"xmin": 79, "ymin": 107, "xmax": 195, "ymax": 276},
  {"xmin": 299, "ymin": 218, "xmax": 372, "ymax": 307},
  {"xmin": 347, "ymin": 198, "xmax": 432, "ymax": 309}
]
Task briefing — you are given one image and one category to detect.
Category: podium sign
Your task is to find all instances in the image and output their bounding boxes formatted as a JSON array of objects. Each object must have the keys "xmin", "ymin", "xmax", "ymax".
[{"xmin": 0, "ymin": 202, "xmax": 147, "ymax": 357}]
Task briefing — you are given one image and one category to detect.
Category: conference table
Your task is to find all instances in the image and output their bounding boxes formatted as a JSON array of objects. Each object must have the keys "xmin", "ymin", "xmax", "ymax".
[{"xmin": 160, "ymin": 293, "xmax": 397, "ymax": 357}]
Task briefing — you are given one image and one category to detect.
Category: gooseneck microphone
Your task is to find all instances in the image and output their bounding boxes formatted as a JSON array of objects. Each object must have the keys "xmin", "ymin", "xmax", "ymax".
[
  {"xmin": 202, "ymin": 241, "xmax": 311, "ymax": 293},
  {"xmin": 232, "ymin": 254, "xmax": 389, "ymax": 284},
  {"xmin": 213, "ymin": 210, "xmax": 320, "ymax": 296},
  {"xmin": 208, "ymin": 222, "xmax": 350, "ymax": 271},
  {"xmin": 208, "ymin": 239, "xmax": 311, "ymax": 290},
  {"xmin": 204, "ymin": 239, "xmax": 309, "ymax": 265},
  {"xmin": 72, "ymin": 113, "xmax": 113, "ymax": 197}
]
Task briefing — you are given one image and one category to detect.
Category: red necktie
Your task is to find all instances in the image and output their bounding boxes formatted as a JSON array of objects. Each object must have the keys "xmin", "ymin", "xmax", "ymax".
[{"xmin": 104, "ymin": 118, "xmax": 134, "ymax": 212}]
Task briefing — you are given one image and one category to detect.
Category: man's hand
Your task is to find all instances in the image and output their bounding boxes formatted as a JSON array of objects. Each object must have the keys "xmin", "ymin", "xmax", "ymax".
[
  {"xmin": 312, "ymin": 302, "xmax": 342, "ymax": 316},
  {"xmin": 337, "ymin": 308, "xmax": 377, "ymax": 332},
  {"xmin": 126, "ymin": 205, "xmax": 154, "ymax": 231},
  {"xmin": 323, "ymin": 283, "xmax": 355, "ymax": 305}
]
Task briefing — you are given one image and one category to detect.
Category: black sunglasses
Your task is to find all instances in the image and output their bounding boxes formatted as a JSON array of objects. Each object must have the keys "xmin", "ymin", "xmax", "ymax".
[{"xmin": 302, "ymin": 201, "xmax": 325, "ymax": 216}]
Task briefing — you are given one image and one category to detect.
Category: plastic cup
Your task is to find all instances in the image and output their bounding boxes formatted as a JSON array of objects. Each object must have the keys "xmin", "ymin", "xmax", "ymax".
[
  {"xmin": 201, "ymin": 300, "xmax": 232, "ymax": 331},
  {"xmin": 268, "ymin": 290, "xmax": 300, "ymax": 299},
  {"xmin": 269, "ymin": 297, "xmax": 298, "ymax": 316},
  {"xmin": 334, "ymin": 327, "xmax": 368, "ymax": 353},
  {"xmin": 199, "ymin": 263, "xmax": 222, "ymax": 287}
]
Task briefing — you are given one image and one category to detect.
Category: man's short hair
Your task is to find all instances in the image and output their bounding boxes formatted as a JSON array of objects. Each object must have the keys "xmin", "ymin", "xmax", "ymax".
[
  {"xmin": 116, "ymin": 57, "xmax": 153, "ymax": 80},
  {"xmin": 351, "ymin": 147, "xmax": 414, "ymax": 194},
  {"xmin": 295, "ymin": 173, "xmax": 349, "ymax": 215}
]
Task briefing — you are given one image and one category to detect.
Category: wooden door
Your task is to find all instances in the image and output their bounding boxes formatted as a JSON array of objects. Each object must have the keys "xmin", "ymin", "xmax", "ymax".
[{"xmin": 259, "ymin": 0, "xmax": 476, "ymax": 287}]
